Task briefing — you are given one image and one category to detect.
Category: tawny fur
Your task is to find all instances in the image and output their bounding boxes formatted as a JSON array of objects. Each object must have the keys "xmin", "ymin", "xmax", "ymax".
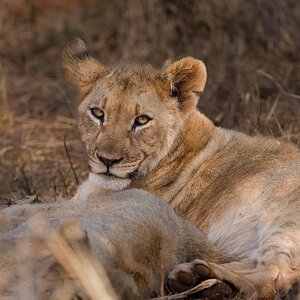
[
  {"xmin": 0, "ymin": 190, "xmax": 232, "ymax": 299},
  {"xmin": 60, "ymin": 38, "xmax": 300, "ymax": 299}
]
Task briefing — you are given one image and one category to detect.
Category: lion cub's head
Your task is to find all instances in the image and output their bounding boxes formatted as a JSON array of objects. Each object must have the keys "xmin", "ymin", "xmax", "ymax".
[{"xmin": 62, "ymin": 38, "xmax": 206, "ymax": 188}]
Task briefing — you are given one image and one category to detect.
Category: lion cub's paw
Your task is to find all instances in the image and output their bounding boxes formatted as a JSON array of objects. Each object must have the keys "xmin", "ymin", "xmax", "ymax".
[
  {"xmin": 167, "ymin": 260, "xmax": 236, "ymax": 299},
  {"xmin": 168, "ymin": 263, "xmax": 197, "ymax": 292}
]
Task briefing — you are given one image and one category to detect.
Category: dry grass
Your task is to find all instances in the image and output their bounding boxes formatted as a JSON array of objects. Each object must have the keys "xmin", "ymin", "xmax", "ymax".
[
  {"xmin": 0, "ymin": 0, "xmax": 299, "ymax": 207},
  {"xmin": 39, "ymin": 218, "xmax": 118, "ymax": 300}
]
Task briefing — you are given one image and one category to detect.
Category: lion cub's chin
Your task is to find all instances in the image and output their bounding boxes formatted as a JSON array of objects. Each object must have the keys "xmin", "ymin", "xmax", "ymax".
[{"xmin": 73, "ymin": 172, "xmax": 131, "ymax": 200}]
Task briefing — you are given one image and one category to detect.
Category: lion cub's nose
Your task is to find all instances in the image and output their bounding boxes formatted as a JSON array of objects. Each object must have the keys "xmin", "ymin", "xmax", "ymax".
[{"xmin": 97, "ymin": 154, "xmax": 123, "ymax": 167}]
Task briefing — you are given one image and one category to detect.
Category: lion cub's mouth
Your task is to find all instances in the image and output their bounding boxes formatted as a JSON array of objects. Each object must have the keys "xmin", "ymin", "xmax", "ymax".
[
  {"xmin": 89, "ymin": 160, "xmax": 140, "ymax": 179},
  {"xmin": 103, "ymin": 171, "xmax": 113, "ymax": 177},
  {"xmin": 89, "ymin": 166, "xmax": 139, "ymax": 180},
  {"xmin": 106, "ymin": 167, "xmax": 139, "ymax": 179}
]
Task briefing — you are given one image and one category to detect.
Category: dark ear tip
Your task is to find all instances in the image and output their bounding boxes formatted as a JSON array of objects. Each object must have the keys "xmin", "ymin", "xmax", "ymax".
[
  {"xmin": 67, "ymin": 37, "xmax": 86, "ymax": 50},
  {"xmin": 62, "ymin": 38, "xmax": 88, "ymax": 61},
  {"xmin": 170, "ymin": 87, "xmax": 178, "ymax": 98}
]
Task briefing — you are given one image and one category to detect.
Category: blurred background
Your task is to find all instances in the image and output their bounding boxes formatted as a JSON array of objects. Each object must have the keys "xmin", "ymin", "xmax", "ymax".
[{"xmin": 0, "ymin": 0, "xmax": 299, "ymax": 206}]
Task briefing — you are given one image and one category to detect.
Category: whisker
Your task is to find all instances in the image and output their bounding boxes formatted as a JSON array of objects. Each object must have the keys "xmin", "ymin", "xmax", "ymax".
[
  {"xmin": 128, "ymin": 166, "xmax": 140, "ymax": 179},
  {"xmin": 128, "ymin": 171, "xmax": 137, "ymax": 179}
]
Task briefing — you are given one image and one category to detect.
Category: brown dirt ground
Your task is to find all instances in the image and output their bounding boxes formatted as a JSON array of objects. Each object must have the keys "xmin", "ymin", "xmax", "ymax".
[{"xmin": 0, "ymin": 0, "xmax": 299, "ymax": 210}]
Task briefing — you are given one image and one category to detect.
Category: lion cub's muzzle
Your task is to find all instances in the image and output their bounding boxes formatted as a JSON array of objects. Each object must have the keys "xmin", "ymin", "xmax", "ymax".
[
  {"xmin": 97, "ymin": 154, "xmax": 124, "ymax": 176},
  {"xmin": 89, "ymin": 152, "xmax": 142, "ymax": 179},
  {"xmin": 97, "ymin": 154, "xmax": 124, "ymax": 168}
]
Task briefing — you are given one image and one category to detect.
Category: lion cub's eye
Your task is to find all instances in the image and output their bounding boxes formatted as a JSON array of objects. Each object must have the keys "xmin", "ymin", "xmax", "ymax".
[
  {"xmin": 90, "ymin": 107, "xmax": 104, "ymax": 122},
  {"xmin": 133, "ymin": 115, "xmax": 151, "ymax": 130}
]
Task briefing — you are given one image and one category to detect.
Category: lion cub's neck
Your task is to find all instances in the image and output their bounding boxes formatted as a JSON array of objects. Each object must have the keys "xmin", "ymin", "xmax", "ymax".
[{"xmin": 130, "ymin": 110, "xmax": 214, "ymax": 199}]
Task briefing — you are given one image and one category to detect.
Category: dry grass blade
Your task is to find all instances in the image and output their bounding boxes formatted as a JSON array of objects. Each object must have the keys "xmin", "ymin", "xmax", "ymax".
[
  {"xmin": 257, "ymin": 69, "xmax": 300, "ymax": 101},
  {"xmin": 30, "ymin": 217, "xmax": 117, "ymax": 300},
  {"xmin": 154, "ymin": 279, "xmax": 220, "ymax": 299},
  {"xmin": 160, "ymin": 249, "xmax": 166, "ymax": 297},
  {"xmin": 266, "ymin": 66, "xmax": 292, "ymax": 121},
  {"xmin": 0, "ymin": 145, "xmax": 13, "ymax": 155},
  {"xmin": 0, "ymin": 62, "xmax": 13, "ymax": 127},
  {"xmin": 64, "ymin": 134, "xmax": 79, "ymax": 186}
]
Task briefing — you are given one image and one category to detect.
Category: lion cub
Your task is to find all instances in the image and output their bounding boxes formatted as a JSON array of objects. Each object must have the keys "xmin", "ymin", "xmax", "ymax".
[{"xmin": 62, "ymin": 38, "xmax": 300, "ymax": 299}]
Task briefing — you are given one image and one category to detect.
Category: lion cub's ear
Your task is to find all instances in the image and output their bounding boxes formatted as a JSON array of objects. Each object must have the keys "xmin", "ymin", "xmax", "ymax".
[
  {"xmin": 163, "ymin": 57, "xmax": 207, "ymax": 112},
  {"xmin": 62, "ymin": 38, "xmax": 104, "ymax": 95}
]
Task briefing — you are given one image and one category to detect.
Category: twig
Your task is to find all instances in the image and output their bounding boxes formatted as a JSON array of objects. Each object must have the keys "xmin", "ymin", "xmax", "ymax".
[
  {"xmin": 160, "ymin": 248, "xmax": 166, "ymax": 297},
  {"xmin": 250, "ymin": 87, "xmax": 262, "ymax": 135},
  {"xmin": 267, "ymin": 125, "xmax": 275, "ymax": 138},
  {"xmin": 154, "ymin": 279, "xmax": 220, "ymax": 299},
  {"xmin": 257, "ymin": 69, "xmax": 300, "ymax": 101},
  {"xmin": 267, "ymin": 96, "xmax": 279, "ymax": 121},
  {"xmin": 267, "ymin": 66, "xmax": 292, "ymax": 121},
  {"xmin": 273, "ymin": 114, "xmax": 286, "ymax": 137},
  {"xmin": 55, "ymin": 85, "xmax": 77, "ymax": 119},
  {"xmin": 286, "ymin": 123, "xmax": 293, "ymax": 142},
  {"xmin": 19, "ymin": 165, "xmax": 33, "ymax": 195},
  {"xmin": 254, "ymin": 102, "xmax": 262, "ymax": 131},
  {"xmin": 0, "ymin": 145, "xmax": 13, "ymax": 155},
  {"xmin": 58, "ymin": 169, "xmax": 68, "ymax": 195},
  {"xmin": 0, "ymin": 62, "xmax": 13, "ymax": 125},
  {"xmin": 63, "ymin": 134, "xmax": 79, "ymax": 186}
]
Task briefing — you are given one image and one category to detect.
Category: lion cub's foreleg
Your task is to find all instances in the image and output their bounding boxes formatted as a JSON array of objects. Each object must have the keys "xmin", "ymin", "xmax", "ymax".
[
  {"xmin": 168, "ymin": 197, "xmax": 300, "ymax": 299},
  {"xmin": 168, "ymin": 259, "xmax": 258, "ymax": 298},
  {"xmin": 167, "ymin": 258, "xmax": 300, "ymax": 299}
]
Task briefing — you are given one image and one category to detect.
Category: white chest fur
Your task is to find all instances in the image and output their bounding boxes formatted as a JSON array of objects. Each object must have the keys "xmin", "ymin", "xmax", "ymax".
[
  {"xmin": 206, "ymin": 178, "xmax": 270, "ymax": 259},
  {"xmin": 207, "ymin": 208, "xmax": 261, "ymax": 258}
]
